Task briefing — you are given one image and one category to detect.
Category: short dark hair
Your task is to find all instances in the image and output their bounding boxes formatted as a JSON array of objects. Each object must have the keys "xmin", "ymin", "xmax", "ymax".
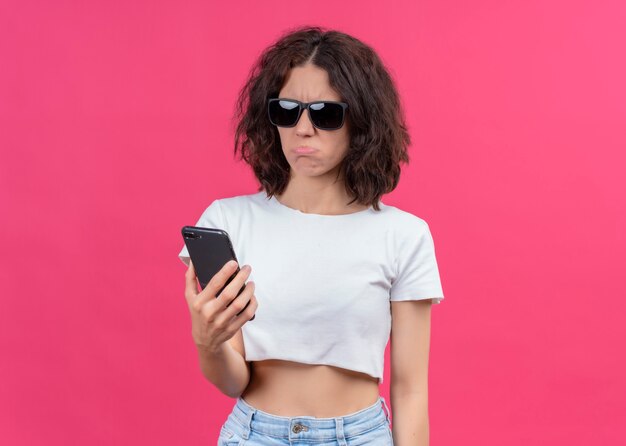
[{"xmin": 231, "ymin": 25, "xmax": 411, "ymax": 211}]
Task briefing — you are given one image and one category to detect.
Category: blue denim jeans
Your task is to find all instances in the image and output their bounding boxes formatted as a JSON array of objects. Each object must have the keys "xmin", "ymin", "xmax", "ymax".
[{"xmin": 217, "ymin": 396, "xmax": 394, "ymax": 445}]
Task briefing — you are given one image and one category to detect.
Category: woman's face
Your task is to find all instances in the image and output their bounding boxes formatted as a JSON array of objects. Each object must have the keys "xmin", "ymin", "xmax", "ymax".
[{"xmin": 276, "ymin": 63, "xmax": 351, "ymax": 181}]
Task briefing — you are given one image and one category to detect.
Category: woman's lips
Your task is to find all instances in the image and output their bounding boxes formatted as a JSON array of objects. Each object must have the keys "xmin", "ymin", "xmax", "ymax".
[{"xmin": 294, "ymin": 147, "xmax": 317, "ymax": 154}]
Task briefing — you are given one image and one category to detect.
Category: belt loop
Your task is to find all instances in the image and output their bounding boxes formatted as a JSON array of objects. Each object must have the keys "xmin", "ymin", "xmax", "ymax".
[
  {"xmin": 238, "ymin": 397, "xmax": 255, "ymax": 440},
  {"xmin": 334, "ymin": 417, "xmax": 347, "ymax": 446},
  {"xmin": 380, "ymin": 396, "xmax": 392, "ymax": 424}
]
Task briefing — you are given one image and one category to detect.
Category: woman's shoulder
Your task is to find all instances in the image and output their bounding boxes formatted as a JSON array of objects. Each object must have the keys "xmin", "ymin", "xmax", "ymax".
[
  {"xmin": 213, "ymin": 190, "xmax": 267, "ymax": 212},
  {"xmin": 378, "ymin": 200, "xmax": 430, "ymax": 229}
]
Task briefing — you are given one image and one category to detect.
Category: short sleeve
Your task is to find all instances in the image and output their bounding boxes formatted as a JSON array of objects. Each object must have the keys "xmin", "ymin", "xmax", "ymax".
[
  {"xmin": 390, "ymin": 219, "xmax": 445, "ymax": 304},
  {"xmin": 178, "ymin": 199, "xmax": 225, "ymax": 267}
]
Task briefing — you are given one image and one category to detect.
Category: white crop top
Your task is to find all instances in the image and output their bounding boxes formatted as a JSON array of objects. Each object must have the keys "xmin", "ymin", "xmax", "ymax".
[{"xmin": 178, "ymin": 191, "xmax": 445, "ymax": 384}]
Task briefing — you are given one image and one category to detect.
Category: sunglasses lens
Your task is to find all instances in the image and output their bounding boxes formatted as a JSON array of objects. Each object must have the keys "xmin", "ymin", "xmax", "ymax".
[
  {"xmin": 269, "ymin": 100, "xmax": 346, "ymax": 130},
  {"xmin": 268, "ymin": 99, "xmax": 300, "ymax": 127},
  {"xmin": 309, "ymin": 102, "xmax": 344, "ymax": 130}
]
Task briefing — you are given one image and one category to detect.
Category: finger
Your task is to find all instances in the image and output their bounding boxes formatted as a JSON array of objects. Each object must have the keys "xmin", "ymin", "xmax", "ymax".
[
  {"xmin": 221, "ymin": 264, "xmax": 252, "ymax": 301},
  {"xmin": 214, "ymin": 281, "xmax": 254, "ymax": 327},
  {"xmin": 204, "ymin": 260, "xmax": 239, "ymax": 301},
  {"xmin": 224, "ymin": 279, "xmax": 255, "ymax": 319},
  {"xmin": 185, "ymin": 259, "xmax": 198, "ymax": 298},
  {"xmin": 231, "ymin": 286, "xmax": 258, "ymax": 324},
  {"xmin": 193, "ymin": 260, "xmax": 239, "ymax": 313}
]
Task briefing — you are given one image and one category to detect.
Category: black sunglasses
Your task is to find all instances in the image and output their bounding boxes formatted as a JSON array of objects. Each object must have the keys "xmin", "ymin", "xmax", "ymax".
[{"xmin": 268, "ymin": 98, "xmax": 349, "ymax": 131}]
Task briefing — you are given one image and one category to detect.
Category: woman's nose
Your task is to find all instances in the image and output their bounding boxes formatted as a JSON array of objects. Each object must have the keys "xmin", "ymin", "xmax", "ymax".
[{"xmin": 294, "ymin": 108, "xmax": 315, "ymax": 135}]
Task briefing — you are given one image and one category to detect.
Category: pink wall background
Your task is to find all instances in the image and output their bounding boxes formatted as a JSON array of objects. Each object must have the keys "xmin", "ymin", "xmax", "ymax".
[{"xmin": 1, "ymin": 1, "xmax": 625, "ymax": 445}]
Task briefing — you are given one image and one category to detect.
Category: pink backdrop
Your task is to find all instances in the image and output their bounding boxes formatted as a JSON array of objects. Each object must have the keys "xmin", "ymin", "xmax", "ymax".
[{"xmin": 1, "ymin": 1, "xmax": 624, "ymax": 445}]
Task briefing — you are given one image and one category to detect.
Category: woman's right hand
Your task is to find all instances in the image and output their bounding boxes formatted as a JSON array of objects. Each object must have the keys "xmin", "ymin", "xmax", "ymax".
[{"xmin": 184, "ymin": 259, "xmax": 258, "ymax": 352}]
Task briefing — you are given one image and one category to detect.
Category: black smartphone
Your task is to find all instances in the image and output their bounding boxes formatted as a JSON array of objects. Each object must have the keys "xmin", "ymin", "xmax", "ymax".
[{"xmin": 181, "ymin": 226, "xmax": 254, "ymax": 320}]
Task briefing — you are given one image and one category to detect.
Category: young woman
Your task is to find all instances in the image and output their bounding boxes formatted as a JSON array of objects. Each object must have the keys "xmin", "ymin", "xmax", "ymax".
[{"xmin": 179, "ymin": 26, "xmax": 445, "ymax": 446}]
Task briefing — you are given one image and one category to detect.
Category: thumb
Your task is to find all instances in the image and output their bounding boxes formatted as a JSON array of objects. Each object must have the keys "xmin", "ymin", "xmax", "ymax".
[{"xmin": 185, "ymin": 259, "xmax": 198, "ymax": 294}]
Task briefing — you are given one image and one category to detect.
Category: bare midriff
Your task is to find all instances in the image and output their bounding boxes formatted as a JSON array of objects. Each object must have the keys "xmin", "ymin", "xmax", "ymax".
[{"xmin": 240, "ymin": 359, "xmax": 381, "ymax": 418}]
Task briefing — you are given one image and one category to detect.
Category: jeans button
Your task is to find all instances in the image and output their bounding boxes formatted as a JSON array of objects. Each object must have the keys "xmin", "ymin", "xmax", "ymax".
[{"xmin": 292, "ymin": 423, "xmax": 308, "ymax": 433}]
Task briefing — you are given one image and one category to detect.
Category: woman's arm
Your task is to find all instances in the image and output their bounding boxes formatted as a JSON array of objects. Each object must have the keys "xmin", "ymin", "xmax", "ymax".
[
  {"xmin": 390, "ymin": 390, "xmax": 429, "ymax": 446},
  {"xmin": 196, "ymin": 340, "xmax": 250, "ymax": 398},
  {"xmin": 390, "ymin": 299, "xmax": 433, "ymax": 446},
  {"xmin": 184, "ymin": 259, "xmax": 253, "ymax": 398}
]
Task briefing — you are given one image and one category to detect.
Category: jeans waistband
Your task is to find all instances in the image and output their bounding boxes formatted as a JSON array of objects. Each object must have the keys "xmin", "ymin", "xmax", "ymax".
[{"xmin": 229, "ymin": 395, "xmax": 391, "ymax": 441}]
